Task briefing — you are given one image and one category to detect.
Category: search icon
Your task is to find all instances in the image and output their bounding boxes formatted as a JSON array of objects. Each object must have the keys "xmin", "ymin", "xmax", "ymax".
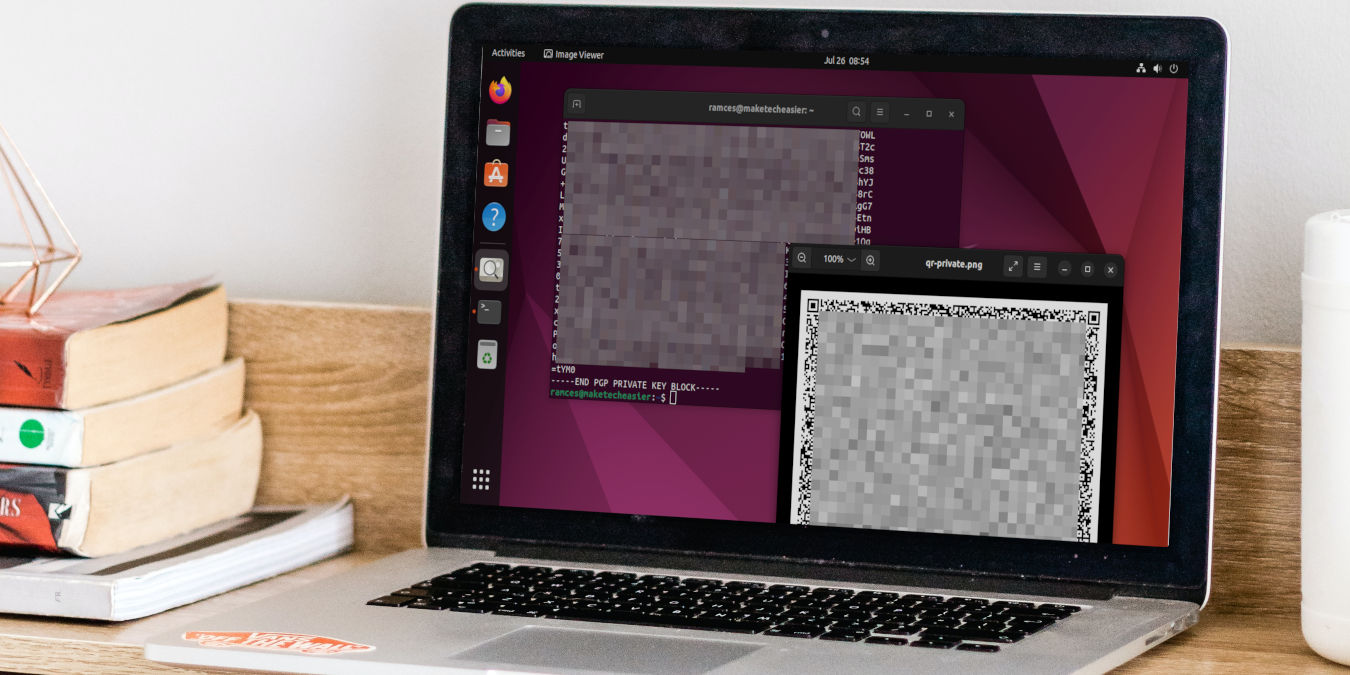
[{"xmin": 847, "ymin": 101, "xmax": 866, "ymax": 123}]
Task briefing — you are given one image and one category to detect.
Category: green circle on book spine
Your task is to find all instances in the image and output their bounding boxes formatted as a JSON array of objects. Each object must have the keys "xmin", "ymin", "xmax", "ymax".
[{"xmin": 19, "ymin": 419, "xmax": 44, "ymax": 449}]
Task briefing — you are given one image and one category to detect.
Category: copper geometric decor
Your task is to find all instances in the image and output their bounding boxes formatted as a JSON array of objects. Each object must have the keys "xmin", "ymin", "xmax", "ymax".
[{"xmin": 0, "ymin": 121, "xmax": 81, "ymax": 316}]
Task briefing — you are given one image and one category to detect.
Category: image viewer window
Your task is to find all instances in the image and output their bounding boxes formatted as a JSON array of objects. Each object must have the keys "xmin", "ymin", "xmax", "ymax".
[{"xmin": 781, "ymin": 245, "xmax": 1123, "ymax": 543}]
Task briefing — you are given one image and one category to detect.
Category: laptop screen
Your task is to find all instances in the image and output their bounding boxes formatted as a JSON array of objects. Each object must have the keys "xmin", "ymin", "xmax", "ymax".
[{"xmin": 459, "ymin": 45, "xmax": 1188, "ymax": 549}]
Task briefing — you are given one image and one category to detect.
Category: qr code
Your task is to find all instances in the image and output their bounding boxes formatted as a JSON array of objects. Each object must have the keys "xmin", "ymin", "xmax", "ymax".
[{"xmin": 788, "ymin": 291, "xmax": 1108, "ymax": 543}]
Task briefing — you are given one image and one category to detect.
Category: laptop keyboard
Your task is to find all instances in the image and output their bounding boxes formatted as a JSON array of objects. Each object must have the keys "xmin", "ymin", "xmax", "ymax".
[{"xmin": 368, "ymin": 562, "xmax": 1082, "ymax": 652}]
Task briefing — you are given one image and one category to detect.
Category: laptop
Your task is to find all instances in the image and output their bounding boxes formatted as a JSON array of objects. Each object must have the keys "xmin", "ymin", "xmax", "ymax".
[{"xmin": 145, "ymin": 4, "xmax": 1227, "ymax": 673}]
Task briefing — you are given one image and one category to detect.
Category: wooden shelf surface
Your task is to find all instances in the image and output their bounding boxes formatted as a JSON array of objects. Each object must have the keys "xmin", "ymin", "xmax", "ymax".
[
  {"xmin": 0, "ymin": 553, "xmax": 385, "ymax": 675},
  {"xmin": 0, "ymin": 303, "xmax": 1335, "ymax": 672}
]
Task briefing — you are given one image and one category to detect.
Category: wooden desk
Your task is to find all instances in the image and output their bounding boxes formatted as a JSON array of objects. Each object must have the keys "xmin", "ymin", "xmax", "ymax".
[{"xmin": 0, "ymin": 303, "xmax": 1336, "ymax": 672}]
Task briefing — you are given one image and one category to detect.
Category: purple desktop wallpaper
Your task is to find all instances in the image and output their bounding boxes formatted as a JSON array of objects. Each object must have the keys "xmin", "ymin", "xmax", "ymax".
[{"xmin": 495, "ymin": 62, "xmax": 1185, "ymax": 547}]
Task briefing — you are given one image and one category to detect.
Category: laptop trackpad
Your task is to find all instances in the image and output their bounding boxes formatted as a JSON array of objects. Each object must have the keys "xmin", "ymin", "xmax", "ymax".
[{"xmin": 452, "ymin": 626, "xmax": 760, "ymax": 674}]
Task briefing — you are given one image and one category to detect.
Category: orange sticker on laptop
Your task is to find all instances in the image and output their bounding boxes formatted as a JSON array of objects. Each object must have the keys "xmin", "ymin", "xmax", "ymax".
[{"xmin": 182, "ymin": 631, "xmax": 375, "ymax": 656}]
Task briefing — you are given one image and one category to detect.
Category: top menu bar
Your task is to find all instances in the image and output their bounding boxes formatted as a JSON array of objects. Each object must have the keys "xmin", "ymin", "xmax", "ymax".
[{"xmin": 483, "ymin": 45, "xmax": 1190, "ymax": 78}]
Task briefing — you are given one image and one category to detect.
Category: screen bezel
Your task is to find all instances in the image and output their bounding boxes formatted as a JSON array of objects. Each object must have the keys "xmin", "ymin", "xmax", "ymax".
[{"xmin": 428, "ymin": 4, "xmax": 1226, "ymax": 605}]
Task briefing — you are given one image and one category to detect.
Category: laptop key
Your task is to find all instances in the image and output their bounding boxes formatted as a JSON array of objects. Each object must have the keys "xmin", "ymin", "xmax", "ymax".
[
  {"xmin": 724, "ymin": 581, "xmax": 766, "ymax": 591},
  {"xmin": 855, "ymin": 591, "xmax": 900, "ymax": 603},
  {"xmin": 367, "ymin": 595, "xmax": 414, "ymax": 607},
  {"xmin": 428, "ymin": 578, "xmax": 488, "ymax": 592},
  {"xmin": 922, "ymin": 627, "xmax": 1022, "ymax": 644},
  {"xmin": 1007, "ymin": 616, "xmax": 1056, "ymax": 630},
  {"xmin": 872, "ymin": 623, "xmax": 920, "ymax": 636},
  {"xmin": 826, "ymin": 609, "xmax": 874, "ymax": 623},
  {"xmin": 553, "ymin": 607, "xmax": 770, "ymax": 634},
  {"xmin": 810, "ymin": 587, "xmax": 854, "ymax": 601},
  {"xmin": 764, "ymin": 624, "xmax": 824, "ymax": 638},
  {"xmin": 494, "ymin": 606, "xmax": 546, "ymax": 617},
  {"xmin": 446, "ymin": 603, "xmax": 491, "ymax": 614},
  {"xmin": 901, "ymin": 594, "xmax": 944, "ymax": 603},
  {"xmin": 821, "ymin": 630, "xmax": 869, "ymax": 642},
  {"xmin": 1039, "ymin": 603, "xmax": 1081, "ymax": 613},
  {"xmin": 864, "ymin": 636, "xmax": 909, "ymax": 646},
  {"xmin": 909, "ymin": 639, "xmax": 958, "ymax": 649},
  {"xmin": 826, "ymin": 620, "xmax": 872, "ymax": 634},
  {"xmin": 965, "ymin": 621, "xmax": 1012, "ymax": 633},
  {"xmin": 407, "ymin": 598, "xmax": 447, "ymax": 610},
  {"xmin": 554, "ymin": 567, "xmax": 594, "ymax": 576},
  {"xmin": 916, "ymin": 616, "xmax": 964, "ymax": 629},
  {"xmin": 956, "ymin": 643, "xmax": 1001, "ymax": 653}
]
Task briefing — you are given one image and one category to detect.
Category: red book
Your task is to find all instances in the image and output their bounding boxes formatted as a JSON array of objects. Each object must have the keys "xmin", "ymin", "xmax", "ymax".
[{"xmin": 0, "ymin": 281, "xmax": 227, "ymax": 409}]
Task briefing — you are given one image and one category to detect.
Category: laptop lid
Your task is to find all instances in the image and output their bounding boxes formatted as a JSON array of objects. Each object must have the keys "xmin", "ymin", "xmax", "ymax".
[{"xmin": 428, "ymin": 5, "xmax": 1225, "ymax": 606}]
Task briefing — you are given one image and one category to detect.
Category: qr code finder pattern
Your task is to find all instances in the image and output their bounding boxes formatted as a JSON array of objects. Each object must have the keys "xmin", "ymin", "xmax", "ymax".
[
  {"xmin": 556, "ymin": 122, "xmax": 857, "ymax": 373},
  {"xmin": 801, "ymin": 303, "xmax": 1100, "ymax": 542},
  {"xmin": 556, "ymin": 235, "xmax": 783, "ymax": 371}
]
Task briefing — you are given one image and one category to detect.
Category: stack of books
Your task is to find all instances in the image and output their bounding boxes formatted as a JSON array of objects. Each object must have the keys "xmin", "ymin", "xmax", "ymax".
[
  {"xmin": 0, "ymin": 282, "xmax": 356, "ymax": 618},
  {"xmin": 0, "ymin": 282, "xmax": 261, "ymax": 558},
  {"xmin": 0, "ymin": 281, "xmax": 351, "ymax": 620}
]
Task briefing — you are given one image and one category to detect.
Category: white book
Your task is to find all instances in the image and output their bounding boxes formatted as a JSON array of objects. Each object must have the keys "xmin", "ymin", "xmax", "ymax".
[
  {"xmin": 0, "ymin": 498, "xmax": 353, "ymax": 621},
  {"xmin": 0, "ymin": 358, "xmax": 245, "ymax": 467}
]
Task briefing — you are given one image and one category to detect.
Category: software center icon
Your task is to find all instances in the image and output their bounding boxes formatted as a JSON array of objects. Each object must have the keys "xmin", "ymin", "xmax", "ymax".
[{"xmin": 488, "ymin": 76, "xmax": 512, "ymax": 104}]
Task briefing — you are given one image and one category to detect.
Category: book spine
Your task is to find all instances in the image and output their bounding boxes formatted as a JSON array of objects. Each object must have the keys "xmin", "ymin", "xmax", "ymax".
[
  {"xmin": 0, "ymin": 465, "xmax": 73, "ymax": 553},
  {"xmin": 0, "ymin": 332, "xmax": 68, "ymax": 408},
  {"xmin": 0, "ymin": 408, "xmax": 85, "ymax": 466},
  {"xmin": 0, "ymin": 574, "xmax": 114, "ymax": 620}
]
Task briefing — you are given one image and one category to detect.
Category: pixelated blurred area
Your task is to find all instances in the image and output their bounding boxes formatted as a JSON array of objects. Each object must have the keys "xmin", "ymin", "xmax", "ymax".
[
  {"xmin": 557, "ymin": 122, "xmax": 857, "ymax": 372},
  {"xmin": 808, "ymin": 307, "xmax": 1095, "ymax": 542}
]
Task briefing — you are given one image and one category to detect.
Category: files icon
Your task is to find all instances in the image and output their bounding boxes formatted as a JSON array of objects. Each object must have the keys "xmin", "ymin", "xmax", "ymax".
[{"xmin": 485, "ymin": 120, "xmax": 511, "ymax": 146}]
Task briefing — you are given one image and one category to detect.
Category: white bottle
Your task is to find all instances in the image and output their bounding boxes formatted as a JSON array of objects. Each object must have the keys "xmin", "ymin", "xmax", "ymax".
[{"xmin": 1302, "ymin": 209, "xmax": 1350, "ymax": 665}]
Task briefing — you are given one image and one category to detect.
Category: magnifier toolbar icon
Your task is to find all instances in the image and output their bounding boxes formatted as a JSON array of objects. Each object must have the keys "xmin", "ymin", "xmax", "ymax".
[
  {"xmin": 847, "ymin": 101, "xmax": 866, "ymax": 123},
  {"xmin": 797, "ymin": 251, "xmax": 808, "ymax": 264}
]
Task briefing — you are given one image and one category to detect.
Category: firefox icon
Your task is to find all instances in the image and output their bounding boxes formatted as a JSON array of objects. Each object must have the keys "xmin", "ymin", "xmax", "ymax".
[{"xmin": 488, "ymin": 77, "xmax": 512, "ymax": 104}]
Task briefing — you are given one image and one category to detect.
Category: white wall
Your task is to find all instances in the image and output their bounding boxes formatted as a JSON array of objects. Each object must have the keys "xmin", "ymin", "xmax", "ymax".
[{"xmin": 1, "ymin": 0, "xmax": 1346, "ymax": 344}]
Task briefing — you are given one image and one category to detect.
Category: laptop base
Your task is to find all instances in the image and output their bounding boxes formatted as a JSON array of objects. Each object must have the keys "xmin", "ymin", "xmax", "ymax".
[{"xmin": 145, "ymin": 547, "xmax": 1197, "ymax": 675}]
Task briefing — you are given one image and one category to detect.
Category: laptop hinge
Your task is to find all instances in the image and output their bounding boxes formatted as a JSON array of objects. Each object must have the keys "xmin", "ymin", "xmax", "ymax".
[{"xmin": 492, "ymin": 541, "xmax": 1118, "ymax": 601}]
